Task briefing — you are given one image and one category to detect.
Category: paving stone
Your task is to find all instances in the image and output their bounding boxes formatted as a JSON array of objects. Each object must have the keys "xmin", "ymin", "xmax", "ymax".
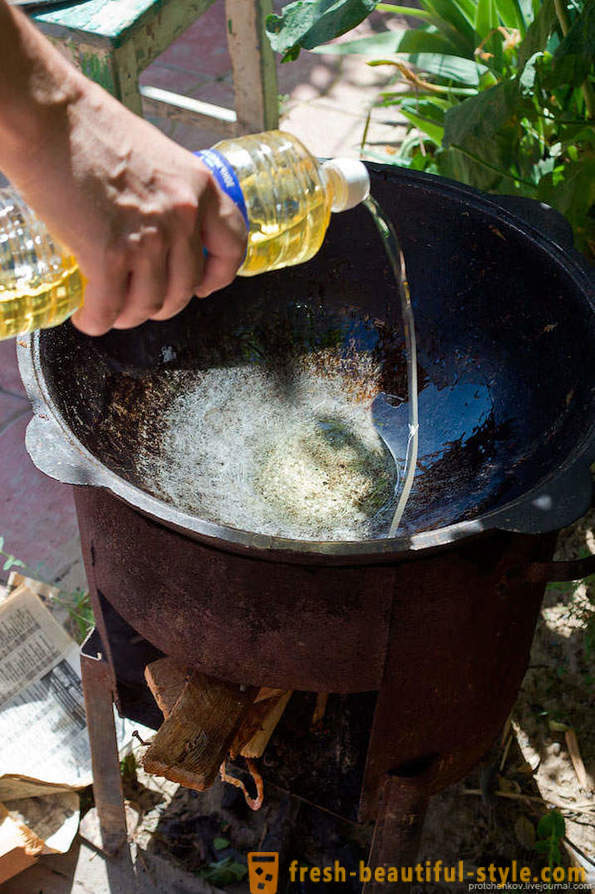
[
  {"xmin": 147, "ymin": 117, "xmax": 234, "ymax": 153},
  {"xmin": 52, "ymin": 544, "xmax": 88, "ymax": 595},
  {"xmin": 192, "ymin": 75, "xmax": 235, "ymax": 108},
  {"xmin": 140, "ymin": 62, "xmax": 212, "ymax": 95},
  {"xmin": 152, "ymin": 1, "xmax": 232, "ymax": 79},
  {"xmin": 0, "ymin": 414, "xmax": 80, "ymax": 583},
  {"xmin": 0, "ymin": 338, "xmax": 27, "ymax": 397},
  {"xmin": 282, "ymin": 102, "xmax": 370, "ymax": 157},
  {"xmin": 0, "ymin": 390, "xmax": 29, "ymax": 435}
]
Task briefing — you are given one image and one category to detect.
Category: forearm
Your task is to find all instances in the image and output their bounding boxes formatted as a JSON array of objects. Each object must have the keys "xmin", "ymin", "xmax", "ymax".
[
  {"xmin": 0, "ymin": 0, "xmax": 245, "ymax": 334},
  {"xmin": 0, "ymin": 0, "xmax": 84, "ymax": 175}
]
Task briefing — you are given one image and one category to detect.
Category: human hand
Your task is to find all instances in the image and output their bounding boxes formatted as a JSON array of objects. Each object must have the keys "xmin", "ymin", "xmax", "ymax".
[{"xmin": 7, "ymin": 78, "xmax": 247, "ymax": 335}]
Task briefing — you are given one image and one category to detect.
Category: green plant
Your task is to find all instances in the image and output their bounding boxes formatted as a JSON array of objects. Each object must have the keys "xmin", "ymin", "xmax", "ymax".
[
  {"xmin": 213, "ymin": 836, "xmax": 231, "ymax": 850},
  {"xmin": 266, "ymin": 0, "xmax": 595, "ymax": 258},
  {"xmin": 0, "ymin": 535, "xmax": 25, "ymax": 572},
  {"xmin": 535, "ymin": 809, "xmax": 566, "ymax": 868},
  {"xmin": 120, "ymin": 752, "xmax": 138, "ymax": 786},
  {"xmin": 62, "ymin": 587, "xmax": 94, "ymax": 643},
  {"xmin": 198, "ymin": 856, "xmax": 248, "ymax": 886}
]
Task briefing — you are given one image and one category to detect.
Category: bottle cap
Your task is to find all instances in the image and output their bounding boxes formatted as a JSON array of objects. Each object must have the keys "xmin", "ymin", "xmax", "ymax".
[{"xmin": 322, "ymin": 158, "xmax": 370, "ymax": 212}]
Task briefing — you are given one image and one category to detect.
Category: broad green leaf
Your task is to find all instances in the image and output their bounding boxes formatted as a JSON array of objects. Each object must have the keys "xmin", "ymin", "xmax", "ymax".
[
  {"xmin": 395, "ymin": 26, "xmax": 462, "ymax": 54},
  {"xmin": 446, "ymin": 0, "xmax": 477, "ymax": 27},
  {"xmin": 312, "ymin": 26, "xmax": 458, "ymax": 55},
  {"xmin": 518, "ymin": 0, "xmax": 536, "ymax": 26},
  {"xmin": 558, "ymin": 124, "xmax": 595, "ymax": 146},
  {"xmin": 422, "ymin": 0, "xmax": 476, "ymax": 36},
  {"xmin": 495, "ymin": 0, "xmax": 527, "ymax": 31},
  {"xmin": 421, "ymin": 0, "xmax": 477, "ymax": 52},
  {"xmin": 552, "ymin": 0, "xmax": 595, "ymax": 86},
  {"xmin": 474, "ymin": 0, "xmax": 506, "ymax": 74},
  {"xmin": 399, "ymin": 51, "xmax": 487, "ymax": 84},
  {"xmin": 401, "ymin": 97, "xmax": 447, "ymax": 122},
  {"xmin": 266, "ymin": 0, "xmax": 378, "ymax": 61},
  {"xmin": 199, "ymin": 857, "xmax": 248, "ymax": 886},
  {"xmin": 380, "ymin": 0, "xmax": 474, "ymax": 24},
  {"xmin": 377, "ymin": 92, "xmax": 456, "ymax": 106},
  {"xmin": 377, "ymin": 3, "xmax": 432, "ymax": 16},
  {"xmin": 475, "ymin": 0, "xmax": 499, "ymax": 36},
  {"xmin": 443, "ymin": 79, "xmax": 519, "ymax": 144},
  {"xmin": 374, "ymin": 89, "xmax": 453, "ymax": 106},
  {"xmin": 213, "ymin": 837, "xmax": 230, "ymax": 851},
  {"xmin": 537, "ymin": 155, "xmax": 595, "ymax": 252},
  {"xmin": 400, "ymin": 103, "xmax": 446, "ymax": 142},
  {"xmin": 440, "ymin": 122, "xmax": 527, "ymax": 190},
  {"xmin": 0, "ymin": 536, "xmax": 4, "ymax": 551}
]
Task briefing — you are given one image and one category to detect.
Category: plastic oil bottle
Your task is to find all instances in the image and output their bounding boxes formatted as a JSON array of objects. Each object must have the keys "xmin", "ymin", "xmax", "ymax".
[
  {"xmin": 197, "ymin": 130, "xmax": 369, "ymax": 275},
  {"xmin": 0, "ymin": 131, "xmax": 369, "ymax": 339},
  {"xmin": 0, "ymin": 189, "xmax": 84, "ymax": 339}
]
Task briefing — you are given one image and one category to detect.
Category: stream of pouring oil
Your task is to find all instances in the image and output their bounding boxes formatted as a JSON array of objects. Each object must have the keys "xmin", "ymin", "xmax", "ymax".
[{"xmin": 364, "ymin": 195, "xmax": 419, "ymax": 537}]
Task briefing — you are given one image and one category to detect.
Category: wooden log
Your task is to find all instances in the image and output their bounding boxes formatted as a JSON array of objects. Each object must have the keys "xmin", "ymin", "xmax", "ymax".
[
  {"xmin": 241, "ymin": 691, "xmax": 292, "ymax": 759},
  {"xmin": 145, "ymin": 657, "xmax": 188, "ymax": 719},
  {"xmin": 311, "ymin": 692, "xmax": 329, "ymax": 728},
  {"xmin": 142, "ymin": 662, "xmax": 256, "ymax": 791},
  {"xmin": 142, "ymin": 659, "xmax": 291, "ymax": 792}
]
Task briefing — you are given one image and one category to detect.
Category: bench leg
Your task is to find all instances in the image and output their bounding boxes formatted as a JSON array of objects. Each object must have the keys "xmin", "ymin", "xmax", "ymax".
[
  {"xmin": 226, "ymin": 0, "xmax": 279, "ymax": 133},
  {"xmin": 112, "ymin": 42, "xmax": 143, "ymax": 115}
]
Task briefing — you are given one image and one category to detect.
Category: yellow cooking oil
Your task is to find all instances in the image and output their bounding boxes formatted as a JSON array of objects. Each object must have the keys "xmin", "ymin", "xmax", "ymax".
[
  {"xmin": 0, "ymin": 260, "xmax": 83, "ymax": 339},
  {"xmin": 205, "ymin": 131, "xmax": 370, "ymax": 276},
  {"xmin": 1, "ymin": 132, "xmax": 369, "ymax": 338},
  {"xmin": 0, "ymin": 188, "xmax": 83, "ymax": 339}
]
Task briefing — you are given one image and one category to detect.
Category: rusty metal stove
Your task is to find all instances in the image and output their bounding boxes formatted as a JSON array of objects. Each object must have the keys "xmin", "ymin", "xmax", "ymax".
[{"xmin": 75, "ymin": 484, "xmax": 593, "ymax": 882}]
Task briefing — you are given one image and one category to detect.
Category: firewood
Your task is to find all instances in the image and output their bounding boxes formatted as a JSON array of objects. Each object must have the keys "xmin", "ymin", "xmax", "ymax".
[
  {"xmin": 241, "ymin": 691, "xmax": 292, "ymax": 758},
  {"xmin": 254, "ymin": 687, "xmax": 286, "ymax": 703},
  {"xmin": 229, "ymin": 690, "xmax": 292, "ymax": 759},
  {"xmin": 145, "ymin": 658, "xmax": 188, "ymax": 719},
  {"xmin": 143, "ymin": 659, "xmax": 290, "ymax": 791},
  {"xmin": 564, "ymin": 729, "xmax": 593, "ymax": 794},
  {"xmin": 142, "ymin": 668, "xmax": 256, "ymax": 791},
  {"xmin": 311, "ymin": 692, "xmax": 328, "ymax": 727}
]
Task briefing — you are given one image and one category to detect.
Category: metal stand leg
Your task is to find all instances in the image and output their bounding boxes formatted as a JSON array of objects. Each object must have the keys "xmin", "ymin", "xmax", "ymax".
[
  {"xmin": 81, "ymin": 629, "xmax": 128, "ymax": 856},
  {"xmin": 364, "ymin": 774, "xmax": 430, "ymax": 893}
]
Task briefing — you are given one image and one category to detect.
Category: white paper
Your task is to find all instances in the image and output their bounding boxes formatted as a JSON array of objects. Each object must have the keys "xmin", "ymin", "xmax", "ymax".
[{"xmin": 0, "ymin": 585, "xmax": 152, "ymax": 799}]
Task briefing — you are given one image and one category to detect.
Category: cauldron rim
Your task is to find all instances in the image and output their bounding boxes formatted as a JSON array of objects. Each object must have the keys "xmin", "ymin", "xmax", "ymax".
[{"xmin": 17, "ymin": 167, "xmax": 595, "ymax": 563}]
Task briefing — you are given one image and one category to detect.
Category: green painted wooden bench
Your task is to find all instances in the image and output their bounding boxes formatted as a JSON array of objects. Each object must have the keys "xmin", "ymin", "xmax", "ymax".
[{"xmin": 30, "ymin": 0, "xmax": 278, "ymax": 135}]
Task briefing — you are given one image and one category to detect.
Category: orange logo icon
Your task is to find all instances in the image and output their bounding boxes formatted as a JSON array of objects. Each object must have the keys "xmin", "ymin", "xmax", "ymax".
[{"xmin": 248, "ymin": 852, "xmax": 279, "ymax": 894}]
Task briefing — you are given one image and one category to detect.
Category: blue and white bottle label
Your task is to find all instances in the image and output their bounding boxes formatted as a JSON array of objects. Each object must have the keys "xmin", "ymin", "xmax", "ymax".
[{"xmin": 196, "ymin": 149, "xmax": 249, "ymax": 228}]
